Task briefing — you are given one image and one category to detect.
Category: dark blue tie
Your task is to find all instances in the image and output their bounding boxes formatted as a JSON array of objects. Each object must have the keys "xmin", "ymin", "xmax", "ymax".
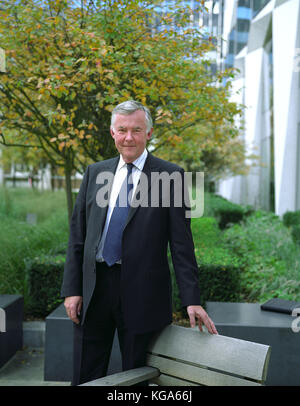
[{"xmin": 102, "ymin": 163, "xmax": 134, "ymax": 266}]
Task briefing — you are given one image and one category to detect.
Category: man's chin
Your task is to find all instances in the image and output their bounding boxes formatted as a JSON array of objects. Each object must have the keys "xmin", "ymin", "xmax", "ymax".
[{"xmin": 120, "ymin": 149, "xmax": 139, "ymax": 162}]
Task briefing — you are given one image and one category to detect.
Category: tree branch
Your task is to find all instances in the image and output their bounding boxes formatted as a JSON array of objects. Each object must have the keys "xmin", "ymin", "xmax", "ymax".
[{"xmin": 0, "ymin": 133, "xmax": 42, "ymax": 149}]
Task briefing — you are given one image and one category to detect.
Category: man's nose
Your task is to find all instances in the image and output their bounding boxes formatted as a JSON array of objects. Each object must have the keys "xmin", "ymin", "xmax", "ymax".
[{"xmin": 125, "ymin": 131, "xmax": 134, "ymax": 140}]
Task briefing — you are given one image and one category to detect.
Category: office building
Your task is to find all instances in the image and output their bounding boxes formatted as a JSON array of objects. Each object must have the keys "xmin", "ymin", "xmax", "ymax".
[{"xmin": 217, "ymin": 0, "xmax": 300, "ymax": 216}]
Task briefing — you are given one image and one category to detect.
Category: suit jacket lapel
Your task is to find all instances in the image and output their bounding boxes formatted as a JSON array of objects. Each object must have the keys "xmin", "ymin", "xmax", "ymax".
[
  {"xmin": 95, "ymin": 156, "xmax": 120, "ymax": 246},
  {"xmin": 125, "ymin": 152, "xmax": 158, "ymax": 228}
]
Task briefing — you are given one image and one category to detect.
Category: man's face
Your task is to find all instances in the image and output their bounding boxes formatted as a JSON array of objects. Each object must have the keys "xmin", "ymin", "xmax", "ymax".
[{"xmin": 110, "ymin": 110, "xmax": 153, "ymax": 163}]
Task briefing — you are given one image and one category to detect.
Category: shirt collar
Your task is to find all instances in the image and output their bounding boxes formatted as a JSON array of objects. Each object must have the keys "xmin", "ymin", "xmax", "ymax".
[{"xmin": 118, "ymin": 149, "xmax": 148, "ymax": 172}]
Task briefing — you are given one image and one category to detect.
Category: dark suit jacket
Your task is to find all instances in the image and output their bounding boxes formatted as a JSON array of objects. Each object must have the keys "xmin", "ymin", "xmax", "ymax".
[{"xmin": 61, "ymin": 152, "xmax": 201, "ymax": 333}]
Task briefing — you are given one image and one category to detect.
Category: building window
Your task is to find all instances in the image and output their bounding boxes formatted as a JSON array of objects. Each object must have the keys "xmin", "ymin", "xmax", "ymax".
[{"xmin": 237, "ymin": 19, "xmax": 250, "ymax": 32}]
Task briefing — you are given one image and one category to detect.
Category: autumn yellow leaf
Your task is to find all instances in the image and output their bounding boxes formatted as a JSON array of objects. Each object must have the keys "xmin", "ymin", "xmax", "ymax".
[
  {"xmin": 58, "ymin": 142, "xmax": 65, "ymax": 151},
  {"xmin": 105, "ymin": 105, "xmax": 114, "ymax": 112}
]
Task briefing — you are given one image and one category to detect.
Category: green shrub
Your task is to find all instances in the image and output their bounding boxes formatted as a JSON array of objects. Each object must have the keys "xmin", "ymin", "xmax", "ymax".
[
  {"xmin": 0, "ymin": 209, "xmax": 68, "ymax": 295},
  {"xmin": 282, "ymin": 211, "xmax": 300, "ymax": 245},
  {"xmin": 197, "ymin": 264, "xmax": 240, "ymax": 306},
  {"xmin": 223, "ymin": 210, "xmax": 300, "ymax": 302},
  {"xmin": 282, "ymin": 210, "xmax": 300, "ymax": 227},
  {"xmin": 0, "ymin": 188, "xmax": 69, "ymax": 318},
  {"xmin": 191, "ymin": 217, "xmax": 242, "ymax": 267},
  {"xmin": 291, "ymin": 225, "xmax": 300, "ymax": 245},
  {"xmin": 203, "ymin": 193, "xmax": 253, "ymax": 229},
  {"xmin": 24, "ymin": 254, "xmax": 65, "ymax": 317},
  {"xmin": 170, "ymin": 261, "xmax": 241, "ymax": 312},
  {"xmin": 193, "ymin": 217, "xmax": 242, "ymax": 306},
  {"xmin": 170, "ymin": 217, "xmax": 242, "ymax": 312}
]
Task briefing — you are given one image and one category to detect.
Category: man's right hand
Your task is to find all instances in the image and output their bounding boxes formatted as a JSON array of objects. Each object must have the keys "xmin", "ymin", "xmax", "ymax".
[{"xmin": 64, "ymin": 296, "xmax": 83, "ymax": 325}]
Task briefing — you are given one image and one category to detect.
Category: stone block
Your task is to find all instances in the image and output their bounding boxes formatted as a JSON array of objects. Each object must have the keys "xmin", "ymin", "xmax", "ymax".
[
  {"xmin": 44, "ymin": 303, "xmax": 122, "ymax": 382},
  {"xmin": 206, "ymin": 301, "xmax": 300, "ymax": 386},
  {"xmin": 0, "ymin": 295, "xmax": 23, "ymax": 368}
]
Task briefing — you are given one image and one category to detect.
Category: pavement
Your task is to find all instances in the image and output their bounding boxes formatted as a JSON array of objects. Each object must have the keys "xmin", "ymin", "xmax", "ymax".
[{"xmin": 0, "ymin": 321, "xmax": 70, "ymax": 386}]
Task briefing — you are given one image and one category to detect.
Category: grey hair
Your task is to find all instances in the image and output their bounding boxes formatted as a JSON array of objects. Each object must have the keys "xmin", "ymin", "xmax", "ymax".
[{"xmin": 111, "ymin": 100, "xmax": 153, "ymax": 133}]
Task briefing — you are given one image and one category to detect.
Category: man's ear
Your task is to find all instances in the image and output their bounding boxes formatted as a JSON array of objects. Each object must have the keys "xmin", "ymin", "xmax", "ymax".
[
  {"xmin": 147, "ymin": 128, "xmax": 154, "ymax": 140},
  {"xmin": 110, "ymin": 127, "xmax": 115, "ymax": 139}
]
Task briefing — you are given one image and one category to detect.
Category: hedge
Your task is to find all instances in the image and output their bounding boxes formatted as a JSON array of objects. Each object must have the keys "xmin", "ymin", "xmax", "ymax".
[
  {"xmin": 204, "ymin": 193, "xmax": 253, "ymax": 229},
  {"xmin": 282, "ymin": 210, "xmax": 300, "ymax": 227},
  {"xmin": 24, "ymin": 254, "xmax": 65, "ymax": 318},
  {"xmin": 283, "ymin": 210, "xmax": 300, "ymax": 245},
  {"xmin": 170, "ymin": 217, "xmax": 242, "ymax": 312}
]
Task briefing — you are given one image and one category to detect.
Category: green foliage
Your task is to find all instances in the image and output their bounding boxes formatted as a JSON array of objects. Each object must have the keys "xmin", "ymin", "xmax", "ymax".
[
  {"xmin": 282, "ymin": 210, "xmax": 300, "ymax": 245},
  {"xmin": 0, "ymin": 187, "xmax": 67, "ymax": 222},
  {"xmin": 197, "ymin": 264, "xmax": 241, "ymax": 307},
  {"xmin": 170, "ymin": 217, "xmax": 242, "ymax": 312},
  {"xmin": 0, "ymin": 0, "xmax": 242, "ymax": 171},
  {"xmin": 191, "ymin": 217, "xmax": 241, "ymax": 266},
  {"xmin": 223, "ymin": 210, "xmax": 300, "ymax": 302},
  {"xmin": 3, "ymin": 186, "xmax": 300, "ymax": 320},
  {"xmin": 192, "ymin": 217, "xmax": 241, "ymax": 306},
  {"xmin": 0, "ymin": 0, "xmax": 243, "ymax": 221},
  {"xmin": 0, "ymin": 187, "xmax": 68, "ymax": 316},
  {"xmin": 0, "ymin": 212, "xmax": 67, "ymax": 292},
  {"xmin": 203, "ymin": 193, "xmax": 254, "ymax": 229},
  {"xmin": 174, "ymin": 198, "xmax": 300, "ymax": 314},
  {"xmin": 24, "ymin": 254, "xmax": 65, "ymax": 317},
  {"xmin": 291, "ymin": 225, "xmax": 300, "ymax": 245},
  {"xmin": 282, "ymin": 210, "xmax": 300, "ymax": 227}
]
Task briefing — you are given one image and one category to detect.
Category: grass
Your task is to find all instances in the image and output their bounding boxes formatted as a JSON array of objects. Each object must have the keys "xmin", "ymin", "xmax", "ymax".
[
  {"xmin": 0, "ymin": 187, "xmax": 69, "ymax": 297},
  {"xmin": 0, "ymin": 186, "xmax": 67, "ymax": 223}
]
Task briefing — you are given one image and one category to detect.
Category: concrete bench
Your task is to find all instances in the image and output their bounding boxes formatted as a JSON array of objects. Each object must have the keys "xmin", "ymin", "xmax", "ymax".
[
  {"xmin": 44, "ymin": 303, "xmax": 122, "ymax": 381},
  {"xmin": 205, "ymin": 301, "xmax": 300, "ymax": 386},
  {"xmin": 0, "ymin": 295, "xmax": 23, "ymax": 368},
  {"xmin": 80, "ymin": 324, "xmax": 271, "ymax": 386}
]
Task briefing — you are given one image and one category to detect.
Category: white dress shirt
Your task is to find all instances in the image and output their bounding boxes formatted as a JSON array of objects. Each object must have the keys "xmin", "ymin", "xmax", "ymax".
[{"xmin": 96, "ymin": 149, "xmax": 148, "ymax": 263}]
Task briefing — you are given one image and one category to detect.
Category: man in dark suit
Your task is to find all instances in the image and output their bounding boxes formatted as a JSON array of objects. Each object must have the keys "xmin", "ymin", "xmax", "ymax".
[{"xmin": 61, "ymin": 100, "xmax": 218, "ymax": 386}]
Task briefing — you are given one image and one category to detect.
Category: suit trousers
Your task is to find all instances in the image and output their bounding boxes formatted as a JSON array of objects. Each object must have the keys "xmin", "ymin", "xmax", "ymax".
[{"xmin": 72, "ymin": 261, "xmax": 159, "ymax": 386}]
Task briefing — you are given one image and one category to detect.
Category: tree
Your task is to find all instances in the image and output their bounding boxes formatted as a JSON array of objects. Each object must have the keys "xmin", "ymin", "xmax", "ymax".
[
  {"xmin": 0, "ymin": 0, "xmax": 243, "ymax": 223},
  {"xmin": 156, "ymin": 121, "xmax": 257, "ymax": 189}
]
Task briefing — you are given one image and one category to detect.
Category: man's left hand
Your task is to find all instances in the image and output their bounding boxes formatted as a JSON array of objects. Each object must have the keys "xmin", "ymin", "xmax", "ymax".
[{"xmin": 187, "ymin": 305, "xmax": 218, "ymax": 335}]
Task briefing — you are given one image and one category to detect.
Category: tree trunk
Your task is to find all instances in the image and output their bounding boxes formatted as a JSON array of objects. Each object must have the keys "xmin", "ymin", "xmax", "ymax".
[{"xmin": 64, "ymin": 162, "xmax": 73, "ymax": 226}]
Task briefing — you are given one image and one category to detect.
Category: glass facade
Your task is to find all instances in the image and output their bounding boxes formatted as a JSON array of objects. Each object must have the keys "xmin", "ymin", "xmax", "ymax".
[
  {"xmin": 225, "ymin": 0, "xmax": 271, "ymax": 68},
  {"xmin": 153, "ymin": 1, "xmax": 225, "ymax": 73},
  {"xmin": 252, "ymin": 0, "xmax": 270, "ymax": 17}
]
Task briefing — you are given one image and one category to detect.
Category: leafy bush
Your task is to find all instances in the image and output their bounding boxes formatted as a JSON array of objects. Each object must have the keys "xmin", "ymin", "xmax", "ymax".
[
  {"xmin": 223, "ymin": 210, "xmax": 300, "ymax": 302},
  {"xmin": 203, "ymin": 193, "xmax": 253, "ymax": 229},
  {"xmin": 282, "ymin": 211, "xmax": 300, "ymax": 245},
  {"xmin": 282, "ymin": 210, "xmax": 300, "ymax": 227},
  {"xmin": 191, "ymin": 217, "xmax": 242, "ymax": 267},
  {"xmin": 291, "ymin": 225, "xmax": 300, "ymax": 245},
  {"xmin": 197, "ymin": 264, "xmax": 240, "ymax": 307},
  {"xmin": 0, "ymin": 187, "xmax": 69, "ymax": 317},
  {"xmin": 24, "ymin": 254, "xmax": 65, "ymax": 317},
  {"xmin": 0, "ymin": 210, "xmax": 68, "ymax": 295},
  {"xmin": 170, "ymin": 217, "xmax": 242, "ymax": 312}
]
